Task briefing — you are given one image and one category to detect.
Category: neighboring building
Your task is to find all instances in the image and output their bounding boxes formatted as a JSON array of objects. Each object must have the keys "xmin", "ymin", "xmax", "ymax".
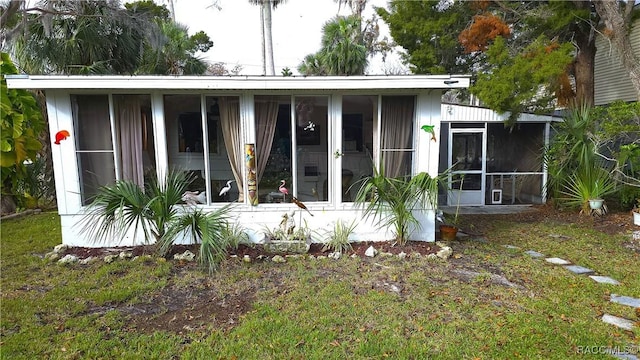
[
  {"xmin": 594, "ymin": 15, "xmax": 640, "ymax": 105},
  {"xmin": 438, "ymin": 104, "xmax": 561, "ymax": 206},
  {"xmin": 6, "ymin": 74, "xmax": 469, "ymax": 247}
]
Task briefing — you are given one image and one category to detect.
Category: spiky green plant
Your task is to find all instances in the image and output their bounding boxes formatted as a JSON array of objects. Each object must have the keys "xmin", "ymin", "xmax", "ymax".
[
  {"xmin": 353, "ymin": 165, "xmax": 442, "ymax": 245},
  {"xmin": 561, "ymin": 166, "xmax": 616, "ymax": 214},
  {"xmin": 79, "ymin": 169, "xmax": 233, "ymax": 273},
  {"xmin": 321, "ymin": 219, "xmax": 357, "ymax": 253}
]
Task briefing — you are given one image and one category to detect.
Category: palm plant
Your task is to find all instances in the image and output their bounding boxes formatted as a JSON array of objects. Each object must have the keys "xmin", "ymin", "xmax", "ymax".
[
  {"xmin": 79, "ymin": 170, "xmax": 233, "ymax": 273},
  {"xmin": 353, "ymin": 165, "xmax": 441, "ymax": 245},
  {"xmin": 561, "ymin": 165, "xmax": 616, "ymax": 214}
]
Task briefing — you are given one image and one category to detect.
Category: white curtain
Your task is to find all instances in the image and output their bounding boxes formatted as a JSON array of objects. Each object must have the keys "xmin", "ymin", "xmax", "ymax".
[
  {"xmin": 255, "ymin": 96, "xmax": 279, "ymax": 182},
  {"xmin": 381, "ymin": 96, "xmax": 415, "ymax": 178},
  {"xmin": 219, "ymin": 97, "xmax": 244, "ymax": 202},
  {"xmin": 117, "ymin": 96, "xmax": 144, "ymax": 187}
]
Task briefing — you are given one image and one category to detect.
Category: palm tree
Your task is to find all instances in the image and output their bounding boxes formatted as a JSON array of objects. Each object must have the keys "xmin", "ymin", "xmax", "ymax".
[
  {"xmin": 79, "ymin": 170, "xmax": 233, "ymax": 273},
  {"xmin": 353, "ymin": 166, "xmax": 442, "ymax": 245},
  {"xmin": 248, "ymin": 0, "xmax": 286, "ymax": 75},
  {"xmin": 298, "ymin": 15, "xmax": 367, "ymax": 76}
]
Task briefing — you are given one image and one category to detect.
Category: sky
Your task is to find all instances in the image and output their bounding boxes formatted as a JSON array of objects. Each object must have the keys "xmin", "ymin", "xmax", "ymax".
[{"xmin": 168, "ymin": 0, "xmax": 407, "ymax": 75}]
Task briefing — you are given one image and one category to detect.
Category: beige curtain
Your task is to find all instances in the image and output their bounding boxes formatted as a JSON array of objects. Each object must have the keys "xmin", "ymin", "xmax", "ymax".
[
  {"xmin": 219, "ymin": 97, "xmax": 244, "ymax": 202},
  {"xmin": 381, "ymin": 96, "xmax": 415, "ymax": 178},
  {"xmin": 255, "ymin": 96, "xmax": 279, "ymax": 182},
  {"xmin": 116, "ymin": 96, "xmax": 144, "ymax": 187}
]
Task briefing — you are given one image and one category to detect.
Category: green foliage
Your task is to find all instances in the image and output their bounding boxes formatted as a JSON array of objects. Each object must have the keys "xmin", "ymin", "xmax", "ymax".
[
  {"xmin": 10, "ymin": 1, "xmax": 145, "ymax": 74},
  {"xmin": 80, "ymin": 170, "xmax": 232, "ymax": 273},
  {"xmin": 320, "ymin": 219, "xmax": 357, "ymax": 253},
  {"xmin": 353, "ymin": 165, "xmax": 441, "ymax": 244},
  {"xmin": 298, "ymin": 15, "xmax": 367, "ymax": 75},
  {"xmin": 377, "ymin": 0, "xmax": 473, "ymax": 74},
  {"xmin": 2, "ymin": 212, "xmax": 639, "ymax": 358},
  {"xmin": 138, "ymin": 22, "xmax": 211, "ymax": 75},
  {"xmin": 561, "ymin": 167, "xmax": 616, "ymax": 213},
  {"xmin": 0, "ymin": 52, "xmax": 45, "ymax": 199},
  {"xmin": 472, "ymin": 36, "xmax": 574, "ymax": 123},
  {"xmin": 221, "ymin": 221, "xmax": 250, "ymax": 250},
  {"xmin": 159, "ymin": 207, "xmax": 232, "ymax": 274},
  {"xmin": 545, "ymin": 104, "xmax": 598, "ymax": 200}
]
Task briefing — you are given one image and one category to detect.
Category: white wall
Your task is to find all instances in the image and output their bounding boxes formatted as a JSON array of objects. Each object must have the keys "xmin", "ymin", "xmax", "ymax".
[{"xmin": 51, "ymin": 90, "xmax": 442, "ymax": 246}]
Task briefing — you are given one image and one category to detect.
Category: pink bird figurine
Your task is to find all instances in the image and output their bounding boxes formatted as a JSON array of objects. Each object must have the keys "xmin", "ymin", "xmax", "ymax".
[{"xmin": 278, "ymin": 179, "xmax": 289, "ymax": 201}]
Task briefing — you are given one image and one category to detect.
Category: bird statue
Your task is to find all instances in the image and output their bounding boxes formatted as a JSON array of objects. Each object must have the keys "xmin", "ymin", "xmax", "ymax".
[
  {"xmin": 219, "ymin": 180, "xmax": 234, "ymax": 200},
  {"xmin": 278, "ymin": 180, "xmax": 289, "ymax": 202},
  {"xmin": 292, "ymin": 196, "xmax": 314, "ymax": 216},
  {"xmin": 181, "ymin": 191, "xmax": 207, "ymax": 206}
]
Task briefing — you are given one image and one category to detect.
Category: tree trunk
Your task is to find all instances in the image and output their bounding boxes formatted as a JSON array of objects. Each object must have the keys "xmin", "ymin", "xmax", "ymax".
[
  {"xmin": 573, "ymin": 25, "xmax": 596, "ymax": 106},
  {"xmin": 594, "ymin": 0, "xmax": 640, "ymax": 101},
  {"xmin": 263, "ymin": 2, "xmax": 275, "ymax": 75}
]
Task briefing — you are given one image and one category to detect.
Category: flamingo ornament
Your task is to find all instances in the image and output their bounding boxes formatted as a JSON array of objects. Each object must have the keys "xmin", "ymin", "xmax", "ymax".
[{"xmin": 278, "ymin": 180, "xmax": 289, "ymax": 202}]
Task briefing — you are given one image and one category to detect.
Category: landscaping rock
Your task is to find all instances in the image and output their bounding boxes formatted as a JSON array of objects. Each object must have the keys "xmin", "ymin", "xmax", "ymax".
[
  {"xmin": 119, "ymin": 251, "xmax": 133, "ymax": 260},
  {"xmin": 53, "ymin": 244, "xmax": 69, "ymax": 253},
  {"xmin": 271, "ymin": 255, "xmax": 286, "ymax": 263},
  {"xmin": 44, "ymin": 252, "xmax": 60, "ymax": 262},
  {"xmin": 436, "ymin": 246, "xmax": 453, "ymax": 260},
  {"xmin": 58, "ymin": 254, "xmax": 79, "ymax": 264},
  {"xmin": 364, "ymin": 246, "xmax": 378, "ymax": 257},
  {"xmin": 104, "ymin": 255, "xmax": 118, "ymax": 263},
  {"xmin": 398, "ymin": 251, "xmax": 407, "ymax": 260},
  {"xmin": 426, "ymin": 253, "xmax": 438, "ymax": 260},
  {"xmin": 243, "ymin": 255, "xmax": 251, "ymax": 263},
  {"xmin": 174, "ymin": 250, "xmax": 196, "ymax": 262},
  {"xmin": 328, "ymin": 252, "xmax": 342, "ymax": 260},
  {"xmin": 79, "ymin": 256, "xmax": 98, "ymax": 265}
]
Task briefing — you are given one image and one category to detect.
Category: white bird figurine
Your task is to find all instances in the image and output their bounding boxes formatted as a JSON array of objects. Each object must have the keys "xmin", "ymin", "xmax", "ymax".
[
  {"xmin": 181, "ymin": 191, "xmax": 207, "ymax": 206},
  {"xmin": 219, "ymin": 180, "xmax": 234, "ymax": 198}
]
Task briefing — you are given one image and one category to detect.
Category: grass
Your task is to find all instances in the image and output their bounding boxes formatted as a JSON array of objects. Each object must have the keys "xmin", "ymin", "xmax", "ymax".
[{"xmin": 1, "ymin": 211, "xmax": 638, "ymax": 359}]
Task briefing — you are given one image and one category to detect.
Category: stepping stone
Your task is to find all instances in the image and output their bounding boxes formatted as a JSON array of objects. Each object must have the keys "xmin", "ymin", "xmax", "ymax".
[
  {"xmin": 503, "ymin": 245, "xmax": 519, "ymax": 249},
  {"xmin": 525, "ymin": 250, "xmax": 544, "ymax": 258},
  {"xmin": 589, "ymin": 275, "xmax": 620, "ymax": 285},
  {"xmin": 601, "ymin": 314, "xmax": 636, "ymax": 331},
  {"xmin": 545, "ymin": 257, "xmax": 571, "ymax": 265},
  {"xmin": 563, "ymin": 265, "xmax": 594, "ymax": 274},
  {"xmin": 610, "ymin": 294, "xmax": 640, "ymax": 308}
]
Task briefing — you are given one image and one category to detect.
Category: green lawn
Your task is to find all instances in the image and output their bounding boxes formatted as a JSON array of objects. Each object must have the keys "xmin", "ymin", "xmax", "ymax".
[{"xmin": 1, "ymin": 211, "xmax": 638, "ymax": 359}]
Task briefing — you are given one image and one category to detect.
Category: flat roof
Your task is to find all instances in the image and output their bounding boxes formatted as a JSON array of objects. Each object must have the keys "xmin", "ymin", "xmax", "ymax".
[{"xmin": 5, "ymin": 74, "xmax": 470, "ymax": 90}]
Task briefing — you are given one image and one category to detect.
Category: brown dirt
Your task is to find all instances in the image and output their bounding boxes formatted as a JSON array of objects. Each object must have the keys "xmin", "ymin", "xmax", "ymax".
[{"xmin": 62, "ymin": 205, "xmax": 639, "ymax": 336}]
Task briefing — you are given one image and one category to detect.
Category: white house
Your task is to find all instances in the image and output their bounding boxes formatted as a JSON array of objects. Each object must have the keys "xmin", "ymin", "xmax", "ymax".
[{"xmin": 6, "ymin": 75, "xmax": 470, "ymax": 247}]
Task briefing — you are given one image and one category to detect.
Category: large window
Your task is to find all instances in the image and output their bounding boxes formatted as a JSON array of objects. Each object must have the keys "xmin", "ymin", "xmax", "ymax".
[
  {"xmin": 72, "ymin": 94, "xmax": 155, "ymax": 205},
  {"xmin": 380, "ymin": 95, "xmax": 415, "ymax": 178},
  {"xmin": 342, "ymin": 95, "xmax": 376, "ymax": 201},
  {"xmin": 164, "ymin": 95, "xmax": 240, "ymax": 204},
  {"xmin": 72, "ymin": 95, "xmax": 115, "ymax": 205},
  {"xmin": 255, "ymin": 95, "xmax": 329, "ymax": 203}
]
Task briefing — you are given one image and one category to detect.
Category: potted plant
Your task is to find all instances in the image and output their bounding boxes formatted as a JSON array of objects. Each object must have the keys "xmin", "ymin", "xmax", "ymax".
[
  {"xmin": 439, "ymin": 175, "xmax": 463, "ymax": 241},
  {"xmin": 562, "ymin": 167, "xmax": 615, "ymax": 215}
]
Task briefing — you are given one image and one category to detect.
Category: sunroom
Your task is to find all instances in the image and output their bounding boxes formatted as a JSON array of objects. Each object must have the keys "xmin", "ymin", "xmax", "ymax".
[{"xmin": 6, "ymin": 75, "xmax": 470, "ymax": 246}]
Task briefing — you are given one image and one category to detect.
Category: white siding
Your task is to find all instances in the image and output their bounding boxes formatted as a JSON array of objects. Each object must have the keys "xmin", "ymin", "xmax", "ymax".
[{"xmin": 594, "ymin": 19, "xmax": 640, "ymax": 105}]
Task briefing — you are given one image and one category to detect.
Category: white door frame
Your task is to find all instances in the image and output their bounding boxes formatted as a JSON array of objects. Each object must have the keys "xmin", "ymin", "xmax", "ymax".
[{"xmin": 448, "ymin": 128, "xmax": 486, "ymax": 206}]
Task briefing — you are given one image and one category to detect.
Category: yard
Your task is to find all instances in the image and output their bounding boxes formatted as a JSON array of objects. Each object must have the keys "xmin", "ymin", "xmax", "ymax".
[{"xmin": 1, "ymin": 207, "xmax": 639, "ymax": 359}]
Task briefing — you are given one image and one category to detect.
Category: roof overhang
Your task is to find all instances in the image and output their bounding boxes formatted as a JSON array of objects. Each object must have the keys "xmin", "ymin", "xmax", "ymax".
[{"xmin": 5, "ymin": 74, "xmax": 471, "ymax": 91}]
